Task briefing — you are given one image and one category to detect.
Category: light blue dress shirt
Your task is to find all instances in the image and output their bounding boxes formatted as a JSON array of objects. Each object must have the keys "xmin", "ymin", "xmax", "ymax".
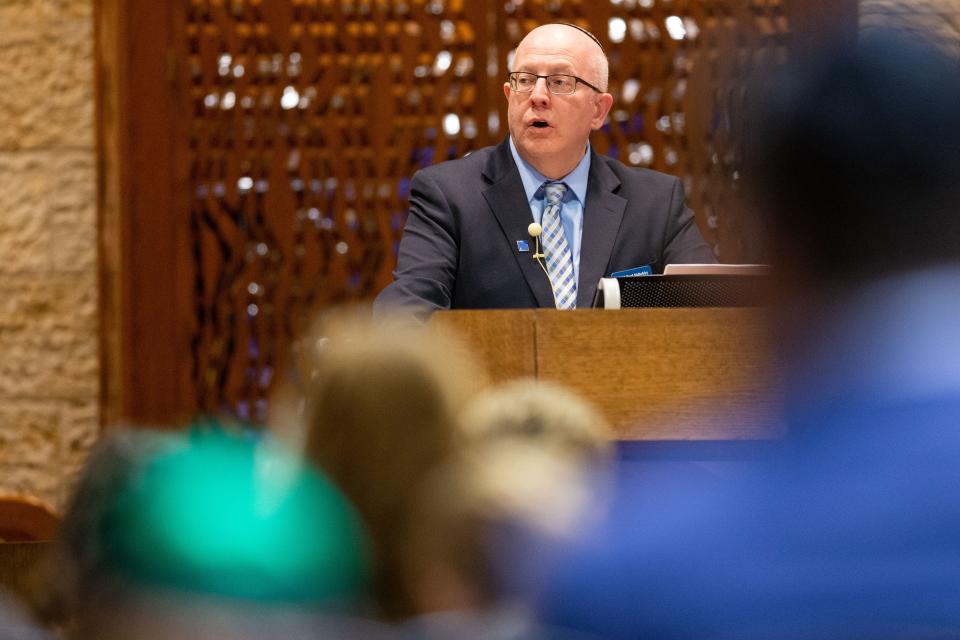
[{"xmin": 509, "ymin": 137, "xmax": 591, "ymax": 285}]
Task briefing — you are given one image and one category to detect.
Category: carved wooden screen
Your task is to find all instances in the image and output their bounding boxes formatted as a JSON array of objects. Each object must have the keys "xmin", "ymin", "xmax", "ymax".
[
  {"xmin": 183, "ymin": 1, "xmax": 495, "ymax": 419},
  {"xmin": 165, "ymin": 0, "xmax": 843, "ymax": 422}
]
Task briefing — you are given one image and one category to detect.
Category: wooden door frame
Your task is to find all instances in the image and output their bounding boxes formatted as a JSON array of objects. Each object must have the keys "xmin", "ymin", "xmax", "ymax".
[{"xmin": 96, "ymin": 0, "xmax": 192, "ymax": 426}]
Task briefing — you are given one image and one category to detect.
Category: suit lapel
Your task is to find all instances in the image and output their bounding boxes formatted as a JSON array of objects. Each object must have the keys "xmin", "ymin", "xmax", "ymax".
[
  {"xmin": 481, "ymin": 140, "xmax": 556, "ymax": 308},
  {"xmin": 577, "ymin": 153, "xmax": 627, "ymax": 308}
]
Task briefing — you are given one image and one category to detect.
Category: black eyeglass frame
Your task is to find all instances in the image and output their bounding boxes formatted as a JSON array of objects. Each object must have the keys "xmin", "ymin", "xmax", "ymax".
[{"xmin": 507, "ymin": 71, "xmax": 603, "ymax": 95}]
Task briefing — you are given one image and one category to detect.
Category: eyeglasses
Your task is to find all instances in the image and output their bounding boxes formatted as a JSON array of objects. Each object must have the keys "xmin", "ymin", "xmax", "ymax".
[{"xmin": 508, "ymin": 72, "xmax": 602, "ymax": 96}]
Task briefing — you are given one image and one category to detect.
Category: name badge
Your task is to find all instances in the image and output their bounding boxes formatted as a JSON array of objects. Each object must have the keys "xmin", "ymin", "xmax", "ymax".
[{"xmin": 611, "ymin": 265, "xmax": 653, "ymax": 277}]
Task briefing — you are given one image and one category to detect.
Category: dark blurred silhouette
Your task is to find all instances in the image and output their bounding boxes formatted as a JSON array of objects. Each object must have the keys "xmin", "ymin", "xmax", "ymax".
[
  {"xmin": 536, "ymin": 30, "xmax": 960, "ymax": 639},
  {"xmin": 38, "ymin": 428, "xmax": 178, "ymax": 629},
  {"xmin": 747, "ymin": 29, "xmax": 960, "ymax": 291}
]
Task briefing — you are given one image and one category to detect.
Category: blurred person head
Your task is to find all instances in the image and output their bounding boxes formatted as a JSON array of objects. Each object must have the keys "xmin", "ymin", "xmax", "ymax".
[
  {"xmin": 741, "ymin": 28, "xmax": 960, "ymax": 420},
  {"xmin": 400, "ymin": 381, "xmax": 613, "ymax": 629},
  {"xmin": 505, "ymin": 23, "xmax": 614, "ymax": 179},
  {"xmin": 298, "ymin": 310, "xmax": 485, "ymax": 617},
  {"xmin": 745, "ymin": 29, "xmax": 960, "ymax": 293},
  {"xmin": 459, "ymin": 379, "xmax": 613, "ymax": 464},
  {"xmin": 38, "ymin": 427, "xmax": 179, "ymax": 627},
  {"xmin": 400, "ymin": 441, "xmax": 606, "ymax": 636},
  {"xmin": 51, "ymin": 426, "xmax": 373, "ymax": 640}
]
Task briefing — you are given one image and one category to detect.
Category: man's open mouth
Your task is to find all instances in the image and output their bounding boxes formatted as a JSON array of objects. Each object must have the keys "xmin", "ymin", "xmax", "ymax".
[{"xmin": 531, "ymin": 120, "xmax": 550, "ymax": 128}]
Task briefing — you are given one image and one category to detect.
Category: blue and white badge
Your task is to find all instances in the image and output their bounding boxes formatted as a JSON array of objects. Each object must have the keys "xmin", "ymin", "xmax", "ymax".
[
  {"xmin": 610, "ymin": 264, "xmax": 653, "ymax": 277},
  {"xmin": 516, "ymin": 240, "xmax": 530, "ymax": 252}
]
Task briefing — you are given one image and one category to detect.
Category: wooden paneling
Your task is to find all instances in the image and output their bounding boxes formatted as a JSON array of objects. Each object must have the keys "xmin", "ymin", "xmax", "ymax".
[{"xmin": 431, "ymin": 310, "xmax": 537, "ymax": 383}]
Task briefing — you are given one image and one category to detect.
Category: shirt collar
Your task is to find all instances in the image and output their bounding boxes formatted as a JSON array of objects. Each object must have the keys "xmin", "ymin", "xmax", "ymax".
[{"xmin": 508, "ymin": 136, "xmax": 591, "ymax": 205}]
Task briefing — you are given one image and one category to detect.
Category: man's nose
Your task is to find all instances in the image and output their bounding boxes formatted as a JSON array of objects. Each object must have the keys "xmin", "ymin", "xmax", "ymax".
[{"xmin": 530, "ymin": 77, "xmax": 551, "ymax": 105}]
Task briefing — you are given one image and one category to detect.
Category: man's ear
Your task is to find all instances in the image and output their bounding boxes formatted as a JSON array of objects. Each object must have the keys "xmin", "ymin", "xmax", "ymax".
[
  {"xmin": 503, "ymin": 82, "xmax": 512, "ymax": 100},
  {"xmin": 590, "ymin": 92, "xmax": 615, "ymax": 130}
]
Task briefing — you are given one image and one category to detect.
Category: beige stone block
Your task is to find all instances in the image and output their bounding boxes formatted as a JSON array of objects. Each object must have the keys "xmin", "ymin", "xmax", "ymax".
[
  {"xmin": 0, "ymin": 150, "xmax": 96, "ymax": 274},
  {"xmin": 53, "ymin": 399, "xmax": 100, "ymax": 506},
  {"xmin": 0, "ymin": 402, "xmax": 63, "ymax": 507},
  {"xmin": 0, "ymin": 465, "xmax": 63, "ymax": 508},
  {"xmin": 47, "ymin": 150, "xmax": 97, "ymax": 274},
  {"xmin": 0, "ymin": 275, "xmax": 98, "ymax": 398},
  {"xmin": 0, "ymin": 403, "xmax": 60, "ymax": 467},
  {"xmin": 60, "ymin": 399, "xmax": 99, "ymax": 455},
  {"xmin": 0, "ymin": 398, "xmax": 98, "ymax": 509},
  {"xmin": 0, "ymin": 17, "xmax": 94, "ymax": 150},
  {"xmin": 0, "ymin": 272, "xmax": 96, "ymax": 330},
  {"xmin": 0, "ymin": 0, "xmax": 91, "ymax": 23},
  {"xmin": 0, "ymin": 152, "xmax": 51, "ymax": 273},
  {"xmin": 0, "ymin": 340, "xmax": 98, "ymax": 398}
]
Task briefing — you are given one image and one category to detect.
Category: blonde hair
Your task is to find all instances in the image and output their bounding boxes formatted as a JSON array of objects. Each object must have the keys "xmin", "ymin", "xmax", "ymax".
[
  {"xmin": 397, "ymin": 380, "xmax": 613, "ymax": 614},
  {"xmin": 459, "ymin": 378, "xmax": 613, "ymax": 464},
  {"xmin": 298, "ymin": 309, "xmax": 485, "ymax": 617}
]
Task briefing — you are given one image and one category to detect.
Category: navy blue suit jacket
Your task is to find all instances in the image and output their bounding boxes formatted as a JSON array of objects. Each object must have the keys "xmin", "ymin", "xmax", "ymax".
[{"xmin": 374, "ymin": 138, "xmax": 714, "ymax": 314}]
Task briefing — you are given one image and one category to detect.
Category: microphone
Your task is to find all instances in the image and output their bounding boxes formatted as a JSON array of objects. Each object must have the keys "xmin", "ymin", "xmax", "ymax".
[{"xmin": 528, "ymin": 223, "xmax": 545, "ymax": 260}]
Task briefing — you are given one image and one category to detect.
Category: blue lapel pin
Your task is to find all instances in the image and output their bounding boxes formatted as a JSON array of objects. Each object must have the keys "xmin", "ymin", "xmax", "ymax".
[{"xmin": 516, "ymin": 240, "xmax": 530, "ymax": 252}]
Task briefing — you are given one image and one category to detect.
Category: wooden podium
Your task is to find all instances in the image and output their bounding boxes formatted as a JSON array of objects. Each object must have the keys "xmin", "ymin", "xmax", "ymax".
[{"xmin": 431, "ymin": 309, "xmax": 784, "ymax": 441}]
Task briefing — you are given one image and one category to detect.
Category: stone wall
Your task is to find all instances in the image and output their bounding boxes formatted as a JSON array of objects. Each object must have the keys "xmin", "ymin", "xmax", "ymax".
[{"xmin": 0, "ymin": 0, "xmax": 98, "ymax": 509}]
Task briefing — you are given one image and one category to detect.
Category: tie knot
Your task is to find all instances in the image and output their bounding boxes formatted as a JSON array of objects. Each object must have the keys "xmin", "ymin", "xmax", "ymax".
[{"xmin": 543, "ymin": 182, "xmax": 567, "ymax": 207}]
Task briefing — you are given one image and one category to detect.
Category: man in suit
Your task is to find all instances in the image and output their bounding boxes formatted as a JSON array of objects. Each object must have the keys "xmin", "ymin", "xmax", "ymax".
[{"xmin": 375, "ymin": 23, "xmax": 714, "ymax": 316}]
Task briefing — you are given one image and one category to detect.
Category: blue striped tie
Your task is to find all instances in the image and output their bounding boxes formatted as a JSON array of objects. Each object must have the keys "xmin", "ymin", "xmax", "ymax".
[{"xmin": 540, "ymin": 182, "xmax": 577, "ymax": 309}]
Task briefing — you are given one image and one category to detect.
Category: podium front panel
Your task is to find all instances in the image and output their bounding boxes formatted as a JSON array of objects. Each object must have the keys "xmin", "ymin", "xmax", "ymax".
[
  {"xmin": 534, "ymin": 309, "xmax": 783, "ymax": 440},
  {"xmin": 432, "ymin": 308, "xmax": 784, "ymax": 440},
  {"xmin": 431, "ymin": 310, "xmax": 537, "ymax": 384}
]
